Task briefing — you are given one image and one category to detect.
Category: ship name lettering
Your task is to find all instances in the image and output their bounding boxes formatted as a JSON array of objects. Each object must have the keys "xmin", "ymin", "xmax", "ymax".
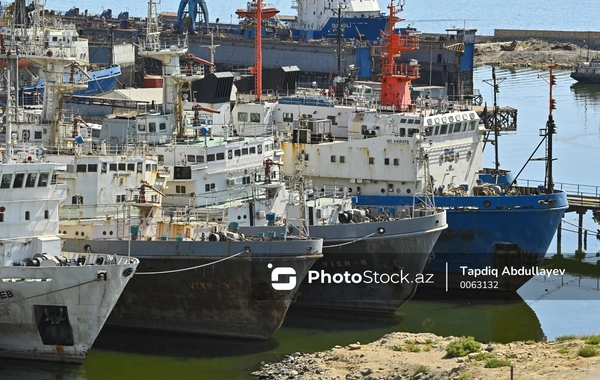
[
  {"xmin": 189, "ymin": 282, "xmax": 229, "ymax": 290},
  {"xmin": 0, "ymin": 290, "xmax": 13, "ymax": 299},
  {"xmin": 322, "ymin": 261, "xmax": 351, "ymax": 268},
  {"xmin": 386, "ymin": 139, "xmax": 409, "ymax": 145}
]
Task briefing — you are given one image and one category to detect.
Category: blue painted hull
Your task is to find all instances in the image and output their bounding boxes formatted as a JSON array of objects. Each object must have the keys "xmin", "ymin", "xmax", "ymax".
[
  {"xmin": 19, "ymin": 65, "xmax": 121, "ymax": 105},
  {"xmin": 354, "ymin": 190, "xmax": 568, "ymax": 291}
]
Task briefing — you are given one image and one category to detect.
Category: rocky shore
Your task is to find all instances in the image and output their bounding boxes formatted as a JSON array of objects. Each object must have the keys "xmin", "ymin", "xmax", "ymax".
[
  {"xmin": 252, "ymin": 332, "xmax": 600, "ymax": 380},
  {"xmin": 473, "ymin": 38, "xmax": 600, "ymax": 70}
]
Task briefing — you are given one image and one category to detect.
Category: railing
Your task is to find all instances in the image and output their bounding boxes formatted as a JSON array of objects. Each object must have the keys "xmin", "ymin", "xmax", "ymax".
[{"xmin": 521, "ymin": 179, "xmax": 600, "ymax": 198}]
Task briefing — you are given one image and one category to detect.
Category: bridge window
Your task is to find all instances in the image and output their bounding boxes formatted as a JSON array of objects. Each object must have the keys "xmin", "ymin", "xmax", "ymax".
[
  {"xmin": 127, "ymin": 163, "xmax": 135, "ymax": 171},
  {"xmin": 25, "ymin": 173, "xmax": 37, "ymax": 187},
  {"xmin": 148, "ymin": 123, "xmax": 156, "ymax": 132},
  {"xmin": 448, "ymin": 116, "xmax": 454, "ymax": 122},
  {"xmin": 207, "ymin": 154, "xmax": 216, "ymax": 162},
  {"xmin": 425, "ymin": 127, "xmax": 432, "ymax": 136},
  {"xmin": 394, "ymin": 159, "xmax": 400, "ymax": 166},
  {"xmin": 38, "ymin": 173, "xmax": 49, "ymax": 187},
  {"xmin": 242, "ymin": 148, "xmax": 249, "ymax": 155},
  {"xmin": 187, "ymin": 155, "xmax": 196, "ymax": 163},
  {"xmin": 88, "ymin": 164, "xmax": 98, "ymax": 172},
  {"xmin": 176, "ymin": 185, "xmax": 186, "ymax": 194},
  {"xmin": 118, "ymin": 163, "xmax": 126, "ymax": 171},
  {"xmin": 340, "ymin": 156, "xmax": 345, "ymax": 163},
  {"xmin": 250, "ymin": 113, "xmax": 260, "ymax": 122},
  {"xmin": 238, "ymin": 112, "xmax": 248, "ymax": 122},
  {"xmin": 216, "ymin": 152, "xmax": 225, "ymax": 160},
  {"xmin": 13, "ymin": 173, "xmax": 24, "ymax": 188},
  {"xmin": 35, "ymin": 131, "xmax": 43, "ymax": 139},
  {"xmin": 469, "ymin": 120, "xmax": 476, "ymax": 130},
  {"xmin": 159, "ymin": 123, "xmax": 167, "ymax": 131},
  {"xmin": 440, "ymin": 124, "xmax": 448, "ymax": 134},
  {"xmin": 462, "ymin": 122, "xmax": 468, "ymax": 131},
  {"xmin": 331, "ymin": 155, "xmax": 336, "ymax": 163},
  {"xmin": 399, "ymin": 128, "xmax": 406, "ymax": 137},
  {"xmin": 76, "ymin": 164, "xmax": 87, "ymax": 173},
  {"xmin": 1, "ymin": 174, "xmax": 12, "ymax": 188},
  {"xmin": 197, "ymin": 155, "xmax": 204, "ymax": 163},
  {"xmin": 138, "ymin": 124, "xmax": 145, "ymax": 131},
  {"xmin": 453, "ymin": 123, "xmax": 462, "ymax": 133},
  {"xmin": 408, "ymin": 128, "xmax": 419, "ymax": 137},
  {"xmin": 249, "ymin": 147, "xmax": 256, "ymax": 154},
  {"xmin": 235, "ymin": 150, "xmax": 241, "ymax": 157},
  {"xmin": 283, "ymin": 112, "xmax": 294, "ymax": 122},
  {"xmin": 110, "ymin": 163, "xmax": 117, "ymax": 171},
  {"xmin": 384, "ymin": 158, "xmax": 389, "ymax": 165},
  {"xmin": 326, "ymin": 115, "xmax": 338, "ymax": 125}
]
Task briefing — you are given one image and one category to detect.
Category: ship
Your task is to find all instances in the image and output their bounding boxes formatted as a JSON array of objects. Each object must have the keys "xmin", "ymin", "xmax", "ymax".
[
  {"xmin": 233, "ymin": 1, "xmax": 568, "ymax": 292},
  {"xmin": 0, "ymin": 101, "xmax": 138, "ymax": 363},
  {"xmin": 570, "ymin": 58, "xmax": 600, "ymax": 84},
  {"xmin": 0, "ymin": 0, "xmax": 121, "ymax": 106},
  {"xmin": 50, "ymin": 152, "xmax": 323, "ymax": 339}
]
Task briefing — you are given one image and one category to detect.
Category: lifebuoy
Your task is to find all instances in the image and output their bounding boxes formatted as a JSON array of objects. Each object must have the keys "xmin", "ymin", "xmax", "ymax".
[{"xmin": 46, "ymin": 50, "xmax": 53, "ymax": 57}]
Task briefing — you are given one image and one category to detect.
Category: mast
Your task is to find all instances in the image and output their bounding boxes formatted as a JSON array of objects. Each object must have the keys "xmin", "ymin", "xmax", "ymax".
[
  {"xmin": 254, "ymin": 0, "xmax": 262, "ymax": 101},
  {"xmin": 378, "ymin": 0, "xmax": 419, "ymax": 109},
  {"xmin": 545, "ymin": 61, "xmax": 557, "ymax": 195}
]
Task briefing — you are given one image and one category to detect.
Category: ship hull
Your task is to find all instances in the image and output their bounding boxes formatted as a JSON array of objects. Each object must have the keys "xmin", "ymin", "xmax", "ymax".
[
  {"xmin": 0, "ymin": 258, "xmax": 138, "ymax": 363},
  {"xmin": 241, "ymin": 212, "xmax": 447, "ymax": 313},
  {"xmin": 61, "ymin": 239, "xmax": 323, "ymax": 339},
  {"xmin": 355, "ymin": 190, "xmax": 568, "ymax": 292},
  {"xmin": 570, "ymin": 72, "xmax": 600, "ymax": 84}
]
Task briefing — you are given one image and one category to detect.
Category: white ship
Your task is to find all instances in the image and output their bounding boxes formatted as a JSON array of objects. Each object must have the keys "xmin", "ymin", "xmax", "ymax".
[{"xmin": 0, "ymin": 153, "xmax": 139, "ymax": 363}]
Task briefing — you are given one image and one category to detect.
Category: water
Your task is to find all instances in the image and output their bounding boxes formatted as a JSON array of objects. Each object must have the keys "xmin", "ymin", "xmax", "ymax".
[{"xmin": 46, "ymin": 0, "xmax": 600, "ymax": 36}]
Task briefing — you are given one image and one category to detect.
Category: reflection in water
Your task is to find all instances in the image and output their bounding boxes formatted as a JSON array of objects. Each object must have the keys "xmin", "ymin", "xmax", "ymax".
[
  {"xmin": 570, "ymin": 82, "xmax": 600, "ymax": 103},
  {"xmin": 0, "ymin": 359, "xmax": 86, "ymax": 380}
]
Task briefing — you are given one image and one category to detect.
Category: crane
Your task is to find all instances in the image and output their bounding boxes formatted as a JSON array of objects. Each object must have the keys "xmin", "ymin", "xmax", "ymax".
[{"xmin": 175, "ymin": 0, "xmax": 210, "ymax": 34}]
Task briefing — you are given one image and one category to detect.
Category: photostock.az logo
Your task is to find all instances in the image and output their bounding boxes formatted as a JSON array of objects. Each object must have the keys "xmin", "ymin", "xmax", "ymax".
[{"xmin": 268, "ymin": 263, "xmax": 297, "ymax": 291}]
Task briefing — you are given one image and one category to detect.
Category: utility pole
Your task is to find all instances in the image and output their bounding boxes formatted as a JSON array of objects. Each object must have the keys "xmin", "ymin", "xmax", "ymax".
[{"xmin": 483, "ymin": 66, "xmax": 506, "ymax": 173}]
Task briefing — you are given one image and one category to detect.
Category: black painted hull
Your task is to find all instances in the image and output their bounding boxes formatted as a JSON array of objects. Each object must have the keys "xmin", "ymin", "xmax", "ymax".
[
  {"xmin": 241, "ymin": 212, "xmax": 447, "ymax": 313},
  {"xmin": 61, "ymin": 239, "xmax": 322, "ymax": 339}
]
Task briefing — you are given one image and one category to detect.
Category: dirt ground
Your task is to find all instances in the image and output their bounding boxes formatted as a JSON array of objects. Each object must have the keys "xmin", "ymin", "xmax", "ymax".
[
  {"xmin": 252, "ymin": 332, "xmax": 600, "ymax": 380},
  {"xmin": 473, "ymin": 39, "xmax": 600, "ymax": 70}
]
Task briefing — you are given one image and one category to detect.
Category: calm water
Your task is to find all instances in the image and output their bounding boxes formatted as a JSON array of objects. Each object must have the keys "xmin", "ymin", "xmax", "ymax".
[
  {"xmin": 3, "ymin": 1, "xmax": 600, "ymax": 378},
  {"xmin": 48, "ymin": 0, "xmax": 600, "ymax": 36}
]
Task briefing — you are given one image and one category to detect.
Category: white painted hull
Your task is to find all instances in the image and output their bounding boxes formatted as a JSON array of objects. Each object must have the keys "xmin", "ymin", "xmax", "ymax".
[{"xmin": 0, "ymin": 255, "xmax": 138, "ymax": 363}]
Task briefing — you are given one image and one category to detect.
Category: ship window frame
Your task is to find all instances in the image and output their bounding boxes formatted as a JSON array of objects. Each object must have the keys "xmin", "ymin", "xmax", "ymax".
[
  {"xmin": 38, "ymin": 172, "xmax": 49, "ymax": 187},
  {"xmin": 159, "ymin": 123, "xmax": 167, "ymax": 131},
  {"xmin": 207, "ymin": 154, "xmax": 216, "ymax": 162},
  {"xmin": 250, "ymin": 113, "xmax": 261, "ymax": 123},
  {"xmin": 434, "ymin": 118, "xmax": 441, "ymax": 124},
  {"xmin": 138, "ymin": 124, "xmax": 146, "ymax": 131},
  {"xmin": 331, "ymin": 155, "xmax": 336, "ymax": 163},
  {"xmin": 88, "ymin": 164, "xmax": 98, "ymax": 172},
  {"xmin": 242, "ymin": 148, "xmax": 249, "ymax": 155},
  {"xmin": 462, "ymin": 122, "xmax": 468, "ymax": 131},
  {"xmin": 408, "ymin": 119, "xmax": 415, "ymax": 124},
  {"xmin": 118, "ymin": 163, "xmax": 126, "ymax": 171},
  {"xmin": 1, "ymin": 174, "xmax": 12, "ymax": 189},
  {"xmin": 453, "ymin": 123, "xmax": 462, "ymax": 133},
  {"xmin": 427, "ymin": 119, "xmax": 433, "ymax": 126},
  {"xmin": 283, "ymin": 112, "xmax": 294, "ymax": 122},
  {"xmin": 440, "ymin": 124, "xmax": 448, "ymax": 134},
  {"xmin": 394, "ymin": 158, "xmax": 400, "ymax": 166},
  {"xmin": 384, "ymin": 158, "xmax": 390, "ymax": 165},
  {"xmin": 434, "ymin": 126, "xmax": 440, "ymax": 135},
  {"xmin": 462, "ymin": 114, "xmax": 468, "ymax": 121},
  {"xmin": 187, "ymin": 155, "xmax": 196, "ymax": 163},
  {"xmin": 13, "ymin": 173, "xmax": 24, "ymax": 188},
  {"xmin": 76, "ymin": 164, "xmax": 87, "ymax": 172},
  {"xmin": 340, "ymin": 156, "xmax": 345, "ymax": 163},
  {"xmin": 237, "ymin": 112, "xmax": 248, "ymax": 122},
  {"xmin": 249, "ymin": 147, "xmax": 256, "ymax": 154},
  {"xmin": 25, "ymin": 173, "xmax": 37, "ymax": 187},
  {"xmin": 235, "ymin": 150, "xmax": 241, "ymax": 157},
  {"xmin": 127, "ymin": 163, "xmax": 135, "ymax": 171},
  {"xmin": 216, "ymin": 152, "xmax": 225, "ymax": 160},
  {"xmin": 148, "ymin": 123, "xmax": 156, "ymax": 133},
  {"xmin": 369, "ymin": 157, "xmax": 375, "ymax": 165},
  {"xmin": 197, "ymin": 155, "xmax": 205, "ymax": 163},
  {"xmin": 109, "ymin": 163, "xmax": 117, "ymax": 171},
  {"xmin": 448, "ymin": 116, "xmax": 454, "ymax": 122}
]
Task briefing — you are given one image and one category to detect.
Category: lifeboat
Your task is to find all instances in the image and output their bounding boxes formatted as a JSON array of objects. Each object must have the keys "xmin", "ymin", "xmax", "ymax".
[{"xmin": 235, "ymin": 1, "xmax": 280, "ymax": 19}]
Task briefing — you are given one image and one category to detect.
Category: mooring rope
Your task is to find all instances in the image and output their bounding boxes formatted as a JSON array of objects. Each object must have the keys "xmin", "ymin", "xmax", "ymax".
[
  {"xmin": 323, "ymin": 231, "xmax": 378, "ymax": 249},
  {"xmin": 136, "ymin": 248, "xmax": 250, "ymax": 275}
]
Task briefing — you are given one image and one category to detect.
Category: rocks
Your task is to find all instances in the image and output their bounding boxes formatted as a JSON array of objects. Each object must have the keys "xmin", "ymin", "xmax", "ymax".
[{"xmin": 251, "ymin": 333, "xmax": 600, "ymax": 380}]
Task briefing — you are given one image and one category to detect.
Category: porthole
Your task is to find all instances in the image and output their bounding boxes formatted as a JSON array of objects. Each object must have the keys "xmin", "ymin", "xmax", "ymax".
[{"xmin": 483, "ymin": 200, "xmax": 491, "ymax": 208}]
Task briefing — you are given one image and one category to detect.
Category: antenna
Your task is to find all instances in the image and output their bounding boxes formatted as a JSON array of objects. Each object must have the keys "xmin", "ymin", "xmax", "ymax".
[{"xmin": 482, "ymin": 66, "xmax": 506, "ymax": 174}]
